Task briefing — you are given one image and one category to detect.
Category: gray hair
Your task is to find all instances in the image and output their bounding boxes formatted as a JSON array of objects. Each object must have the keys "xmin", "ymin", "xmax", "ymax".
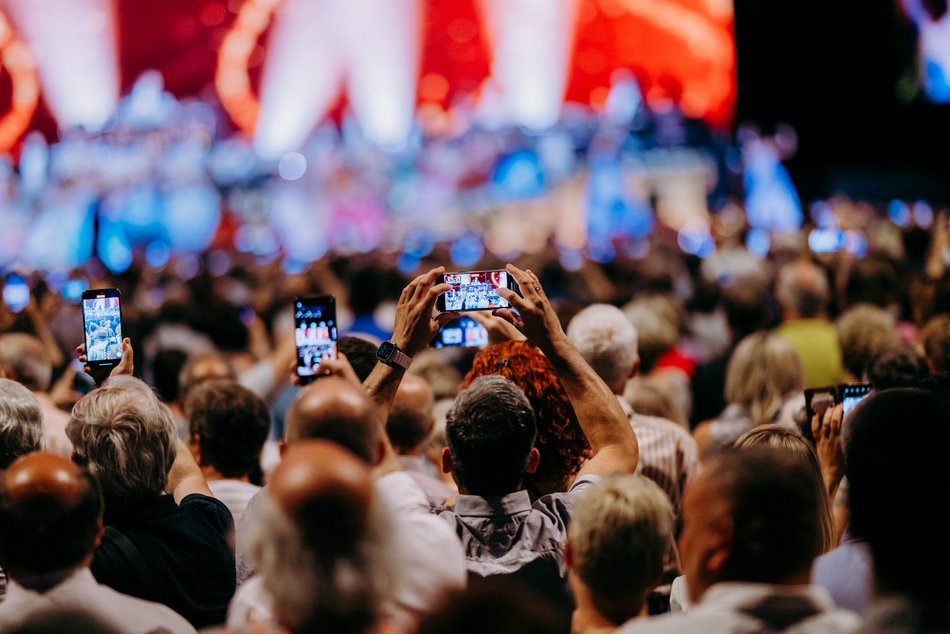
[
  {"xmin": 725, "ymin": 332, "xmax": 804, "ymax": 424},
  {"xmin": 0, "ymin": 379, "xmax": 43, "ymax": 469},
  {"xmin": 67, "ymin": 376, "xmax": 177, "ymax": 501},
  {"xmin": 0, "ymin": 334, "xmax": 53, "ymax": 392},
  {"xmin": 776, "ymin": 260, "xmax": 829, "ymax": 318},
  {"xmin": 569, "ymin": 474, "xmax": 674, "ymax": 624},
  {"xmin": 567, "ymin": 304, "xmax": 639, "ymax": 392},
  {"xmin": 248, "ymin": 494, "xmax": 395, "ymax": 633},
  {"xmin": 836, "ymin": 304, "xmax": 899, "ymax": 379}
]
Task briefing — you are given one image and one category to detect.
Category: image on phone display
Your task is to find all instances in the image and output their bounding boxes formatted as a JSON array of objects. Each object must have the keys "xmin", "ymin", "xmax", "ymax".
[
  {"xmin": 295, "ymin": 296, "xmax": 337, "ymax": 383},
  {"xmin": 3, "ymin": 273, "xmax": 30, "ymax": 313},
  {"xmin": 82, "ymin": 293, "xmax": 123, "ymax": 363},
  {"xmin": 432, "ymin": 316, "xmax": 489, "ymax": 348},
  {"xmin": 441, "ymin": 271, "xmax": 512, "ymax": 312},
  {"xmin": 841, "ymin": 384, "xmax": 872, "ymax": 414}
]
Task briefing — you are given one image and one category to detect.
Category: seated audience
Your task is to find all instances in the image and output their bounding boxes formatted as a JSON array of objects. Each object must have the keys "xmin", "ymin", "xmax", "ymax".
[
  {"xmin": 387, "ymin": 374, "xmax": 455, "ymax": 507},
  {"xmin": 185, "ymin": 379, "xmax": 270, "ymax": 544},
  {"xmin": 619, "ymin": 447, "xmax": 859, "ymax": 632},
  {"xmin": 0, "ymin": 334, "xmax": 72, "ymax": 457},
  {"xmin": 835, "ymin": 304, "xmax": 900, "ymax": 381},
  {"xmin": 67, "ymin": 375, "xmax": 235, "ymax": 628},
  {"xmin": 567, "ymin": 475, "xmax": 674, "ymax": 634},
  {"xmin": 0, "ymin": 452, "xmax": 194, "ymax": 633},
  {"xmin": 245, "ymin": 440, "xmax": 395, "ymax": 634},
  {"xmin": 693, "ymin": 331, "xmax": 804, "ymax": 454},
  {"xmin": 775, "ymin": 259, "xmax": 844, "ymax": 388}
]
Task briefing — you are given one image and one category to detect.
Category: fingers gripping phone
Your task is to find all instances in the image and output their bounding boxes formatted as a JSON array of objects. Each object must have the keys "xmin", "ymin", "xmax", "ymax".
[
  {"xmin": 431, "ymin": 316, "xmax": 490, "ymax": 348},
  {"xmin": 436, "ymin": 269, "xmax": 520, "ymax": 313},
  {"xmin": 294, "ymin": 295, "xmax": 337, "ymax": 385},
  {"xmin": 81, "ymin": 288, "xmax": 124, "ymax": 370}
]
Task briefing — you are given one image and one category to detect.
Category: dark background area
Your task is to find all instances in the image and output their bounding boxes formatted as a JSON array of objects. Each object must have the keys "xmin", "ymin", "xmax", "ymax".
[{"xmin": 734, "ymin": 0, "xmax": 950, "ymax": 203}]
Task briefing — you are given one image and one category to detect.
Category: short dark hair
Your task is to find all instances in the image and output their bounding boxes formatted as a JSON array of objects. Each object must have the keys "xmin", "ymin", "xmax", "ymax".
[
  {"xmin": 0, "ymin": 466, "xmax": 103, "ymax": 576},
  {"xmin": 867, "ymin": 346, "xmax": 929, "ymax": 391},
  {"xmin": 705, "ymin": 447, "xmax": 824, "ymax": 583},
  {"xmin": 846, "ymin": 389, "xmax": 950, "ymax": 599},
  {"xmin": 185, "ymin": 380, "xmax": 270, "ymax": 478},
  {"xmin": 387, "ymin": 406, "xmax": 433, "ymax": 454},
  {"xmin": 337, "ymin": 336, "xmax": 379, "ymax": 383},
  {"xmin": 446, "ymin": 376, "xmax": 536, "ymax": 496}
]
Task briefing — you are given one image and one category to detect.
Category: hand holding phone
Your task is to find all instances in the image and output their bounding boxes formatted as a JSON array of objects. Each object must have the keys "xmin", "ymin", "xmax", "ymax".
[
  {"xmin": 436, "ymin": 269, "xmax": 520, "ymax": 313},
  {"xmin": 294, "ymin": 295, "xmax": 337, "ymax": 385},
  {"xmin": 81, "ymin": 288, "xmax": 124, "ymax": 370}
]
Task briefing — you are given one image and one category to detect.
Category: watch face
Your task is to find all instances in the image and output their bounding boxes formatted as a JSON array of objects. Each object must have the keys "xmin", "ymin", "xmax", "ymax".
[{"xmin": 377, "ymin": 341, "xmax": 396, "ymax": 360}]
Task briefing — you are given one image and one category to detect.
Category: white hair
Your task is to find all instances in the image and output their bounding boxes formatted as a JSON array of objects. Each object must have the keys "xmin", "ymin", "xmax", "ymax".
[
  {"xmin": 776, "ymin": 261, "xmax": 829, "ymax": 318},
  {"xmin": 0, "ymin": 334, "xmax": 53, "ymax": 392},
  {"xmin": 67, "ymin": 376, "xmax": 177, "ymax": 501},
  {"xmin": 248, "ymin": 494, "xmax": 396, "ymax": 632},
  {"xmin": 567, "ymin": 304, "xmax": 639, "ymax": 392},
  {"xmin": 0, "ymin": 378, "xmax": 43, "ymax": 468}
]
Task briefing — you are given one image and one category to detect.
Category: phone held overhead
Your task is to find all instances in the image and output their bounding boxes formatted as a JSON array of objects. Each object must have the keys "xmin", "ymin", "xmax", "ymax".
[{"xmin": 81, "ymin": 288, "xmax": 124, "ymax": 370}]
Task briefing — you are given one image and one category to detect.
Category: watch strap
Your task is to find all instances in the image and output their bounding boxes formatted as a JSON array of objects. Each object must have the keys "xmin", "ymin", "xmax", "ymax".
[{"xmin": 386, "ymin": 347, "xmax": 412, "ymax": 370}]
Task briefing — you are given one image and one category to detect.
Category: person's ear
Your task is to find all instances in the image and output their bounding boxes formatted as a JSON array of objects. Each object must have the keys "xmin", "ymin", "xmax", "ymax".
[
  {"xmin": 441, "ymin": 447, "xmax": 453, "ymax": 474},
  {"xmin": 375, "ymin": 439, "xmax": 387, "ymax": 468},
  {"xmin": 525, "ymin": 447, "xmax": 540, "ymax": 474},
  {"xmin": 188, "ymin": 434, "xmax": 202, "ymax": 463},
  {"xmin": 278, "ymin": 440, "xmax": 288, "ymax": 459},
  {"xmin": 704, "ymin": 515, "xmax": 734, "ymax": 578},
  {"xmin": 630, "ymin": 355, "xmax": 641, "ymax": 379}
]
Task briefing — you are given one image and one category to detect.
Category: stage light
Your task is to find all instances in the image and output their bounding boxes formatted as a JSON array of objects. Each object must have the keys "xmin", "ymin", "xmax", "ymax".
[
  {"xmin": 3, "ymin": 0, "xmax": 118, "ymax": 130},
  {"xmin": 0, "ymin": 9, "xmax": 40, "ymax": 152},
  {"xmin": 479, "ymin": 0, "xmax": 580, "ymax": 130},
  {"xmin": 277, "ymin": 152, "xmax": 307, "ymax": 181},
  {"xmin": 253, "ymin": 0, "xmax": 343, "ymax": 159}
]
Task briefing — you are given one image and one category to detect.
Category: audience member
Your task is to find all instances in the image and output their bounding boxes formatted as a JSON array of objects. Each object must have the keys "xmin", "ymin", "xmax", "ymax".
[
  {"xmin": 417, "ymin": 580, "xmax": 564, "ymax": 634},
  {"xmin": 567, "ymin": 475, "xmax": 674, "ymax": 633},
  {"xmin": 337, "ymin": 335, "xmax": 382, "ymax": 382},
  {"xmin": 387, "ymin": 374, "xmax": 455, "ymax": 507},
  {"xmin": 245, "ymin": 440, "xmax": 395, "ymax": 634},
  {"xmin": 67, "ymin": 375, "xmax": 235, "ymax": 628},
  {"xmin": 835, "ymin": 304, "xmax": 899, "ymax": 381},
  {"xmin": 0, "ymin": 452, "xmax": 194, "ymax": 633},
  {"xmin": 919, "ymin": 314, "xmax": 950, "ymax": 374},
  {"xmin": 693, "ymin": 332, "xmax": 804, "ymax": 454},
  {"xmin": 567, "ymin": 303, "xmax": 697, "ymax": 529},
  {"xmin": 0, "ymin": 334, "xmax": 72, "ymax": 456},
  {"xmin": 865, "ymin": 345, "xmax": 930, "ymax": 390},
  {"xmin": 185, "ymin": 379, "xmax": 270, "ymax": 544},
  {"xmin": 845, "ymin": 389, "xmax": 950, "ymax": 632},
  {"xmin": 619, "ymin": 447, "xmax": 859, "ymax": 632},
  {"xmin": 775, "ymin": 260, "xmax": 844, "ymax": 388}
]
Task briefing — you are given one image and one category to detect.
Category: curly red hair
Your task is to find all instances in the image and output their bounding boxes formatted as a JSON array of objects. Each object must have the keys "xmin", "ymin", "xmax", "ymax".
[{"xmin": 463, "ymin": 340, "xmax": 591, "ymax": 495}]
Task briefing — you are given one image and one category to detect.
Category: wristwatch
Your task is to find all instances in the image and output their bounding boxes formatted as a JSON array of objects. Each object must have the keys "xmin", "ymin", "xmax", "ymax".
[{"xmin": 376, "ymin": 340, "xmax": 412, "ymax": 369}]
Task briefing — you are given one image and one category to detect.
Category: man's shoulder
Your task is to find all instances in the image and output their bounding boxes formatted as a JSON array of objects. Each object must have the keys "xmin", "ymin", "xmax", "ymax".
[{"xmin": 631, "ymin": 413, "xmax": 694, "ymax": 441}]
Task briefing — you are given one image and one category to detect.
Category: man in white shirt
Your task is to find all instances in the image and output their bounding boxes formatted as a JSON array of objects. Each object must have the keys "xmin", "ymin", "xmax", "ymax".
[{"xmin": 0, "ymin": 452, "xmax": 195, "ymax": 634}]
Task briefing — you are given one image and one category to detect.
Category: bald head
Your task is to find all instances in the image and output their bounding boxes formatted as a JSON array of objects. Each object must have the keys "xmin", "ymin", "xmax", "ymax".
[
  {"xmin": 0, "ymin": 452, "xmax": 102, "ymax": 581},
  {"xmin": 285, "ymin": 378, "xmax": 381, "ymax": 465},
  {"xmin": 776, "ymin": 260, "xmax": 829, "ymax": 319},
  {"xmin": 270, "ymin": 440, "xmax": 375, "ymax": 555},
  {"xmin": 0, "ymin": 333, "xmax": 53, "ymax": 391},
  {"xmin": 387, "ymin": 375, "xmax": 435, "ymax": 454}
]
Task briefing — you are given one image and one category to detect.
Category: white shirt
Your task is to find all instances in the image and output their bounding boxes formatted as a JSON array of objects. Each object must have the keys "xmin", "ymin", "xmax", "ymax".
[
  {"xmin": 0, "ymin": 568, "xmax": 195, "ymax": 634},
  {"xmin": 617, "ymin": 582, "xmax": 860, "ymax": 634},
  {"xmin": 228, "ymin": 472, "xmax": 466, "ymax": 630},
  {"xmin": 208, "ymin": 479, "xmax": 261, "ymax": 530}
]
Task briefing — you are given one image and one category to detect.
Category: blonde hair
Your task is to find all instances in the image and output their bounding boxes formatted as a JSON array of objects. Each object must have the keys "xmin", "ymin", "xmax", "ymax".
[
  {"xmin": 735, "ymin": 424, "xmax": 837, "ymax": 553},
  {"xmin": 724, "ymin": 332, "xmax": 803, "ymax": 424}
]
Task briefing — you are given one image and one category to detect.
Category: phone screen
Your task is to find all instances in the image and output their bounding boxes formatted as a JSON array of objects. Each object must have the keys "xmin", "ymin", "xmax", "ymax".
[
  {"xmin": 82, "ymin": 291, "xmax": 123, "ymax": 363},
  {"xmin": 3, "ymin": 273, "xmax": 30, "ymax": 313},
  {"xmin": 294, "ymin": 296, "xmax": 337, "ymax": 384},
  {"xmin": 841, "ymin": 384, "xmax": 872, "ymax": 414},
  {"xmin": 432, "ymin": 316, "xmax": 490, "ymax": 349},
  {"xmin": 441, "ymin": 270, "xmax": 512, "ymax": 312}
]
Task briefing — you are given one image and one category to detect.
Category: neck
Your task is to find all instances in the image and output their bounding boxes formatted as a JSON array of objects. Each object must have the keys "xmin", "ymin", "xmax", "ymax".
[
  {"xmin": 12, "ymin": 561, "xmax": 86, "ymax": 592},
  {"xmin": 200, "ymin": 465, "xmax": 250, "ymax": 483},
  {"xmin": 571, "ymin": 578, "xmax": 638, "ymax": 634}
]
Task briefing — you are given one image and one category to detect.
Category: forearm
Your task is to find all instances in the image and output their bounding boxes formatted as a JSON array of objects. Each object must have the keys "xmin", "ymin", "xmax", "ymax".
[
  {"xmin": 540, "ymin": 332, "xmax": 638, "ymax": 471},
  {"xmin": 167, "ymin": 439, "xmax": 214, "ymax": 503}
]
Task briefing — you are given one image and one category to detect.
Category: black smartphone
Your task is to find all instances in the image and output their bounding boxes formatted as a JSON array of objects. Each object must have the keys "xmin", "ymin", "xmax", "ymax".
[
  {"xmin": 436, "ymin": 269, "xmax": 520, "ymax": 313},
  {"xmin": 3, "ymin": 272, "xmax": 30, "ymax": 313},
  {"xmin": 81, "ymin": 288, "xmax": 124, "ymax": 370},
  {"xmin": 294, "ymin": 295, "xmax": 337, "ymax": 385},
  {"xmin": 840, "ymin": 383, "xmax": 872, "ymax": 415},
  {"xmin": 431, "ymin": 316, "xmax": 490, "ymax": 348},
  {"xmin": 804, "ymin": 385, "xmax": 838, "ymax": 423}
]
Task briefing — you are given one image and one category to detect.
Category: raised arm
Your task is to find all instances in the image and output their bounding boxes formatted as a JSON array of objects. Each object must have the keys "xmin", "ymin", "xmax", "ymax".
[
  {"xmin": 494, "ymin": 264, "xmax": 638, "ymax": 477},
  {"xmin": 167, "ymin": 438, "xmax": 214, "ymax": 503}
]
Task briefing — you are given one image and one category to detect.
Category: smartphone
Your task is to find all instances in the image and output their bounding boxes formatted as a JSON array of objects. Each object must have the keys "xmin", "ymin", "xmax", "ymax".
[
  {"xmin": 804, "ymin": 385, "xmax": 838, "ymax": 423},
  {"xmin": 294, "ymin": 295, "xmax": 337, "ymax": 385},
  {"xmin": 431, "ymin": 316, "xmax": 490, "ymax": 349},
  {"xmin": 436, "ymin": 269, "xmax": 520, "ymax": 313},
  {"xmin": 81, "ymin": 288, "xmax": 124, "ymax": 369},
  {"xmin": 62, "ymin": 277, "xmax": 89, "ymax": 302},
  {"xmin": 3, "ymin": 273, "xmax": 30, "ymax": 313},
  {"xmin": 840, "ymin": 383, "xmax": 872, "ymax": 415}
]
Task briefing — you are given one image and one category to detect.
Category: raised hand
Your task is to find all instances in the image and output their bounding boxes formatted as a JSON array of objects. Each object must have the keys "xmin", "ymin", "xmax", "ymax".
[
  {"xmin": 76, "ymin": 337, "xmax": 134, "ymax": 387},
  {"xmin": 493, "ymin": 263, "xmax": 566, "ymax": 353},
  {"xmin": 392, "ymin": 266, "xmax": 460, "ymax": 356}
]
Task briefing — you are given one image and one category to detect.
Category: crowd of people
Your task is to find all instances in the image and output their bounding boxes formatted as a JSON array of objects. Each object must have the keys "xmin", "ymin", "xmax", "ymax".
[{"xmin": 0, "ymin": 203, "xmax": 949, "ymax": 633}]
